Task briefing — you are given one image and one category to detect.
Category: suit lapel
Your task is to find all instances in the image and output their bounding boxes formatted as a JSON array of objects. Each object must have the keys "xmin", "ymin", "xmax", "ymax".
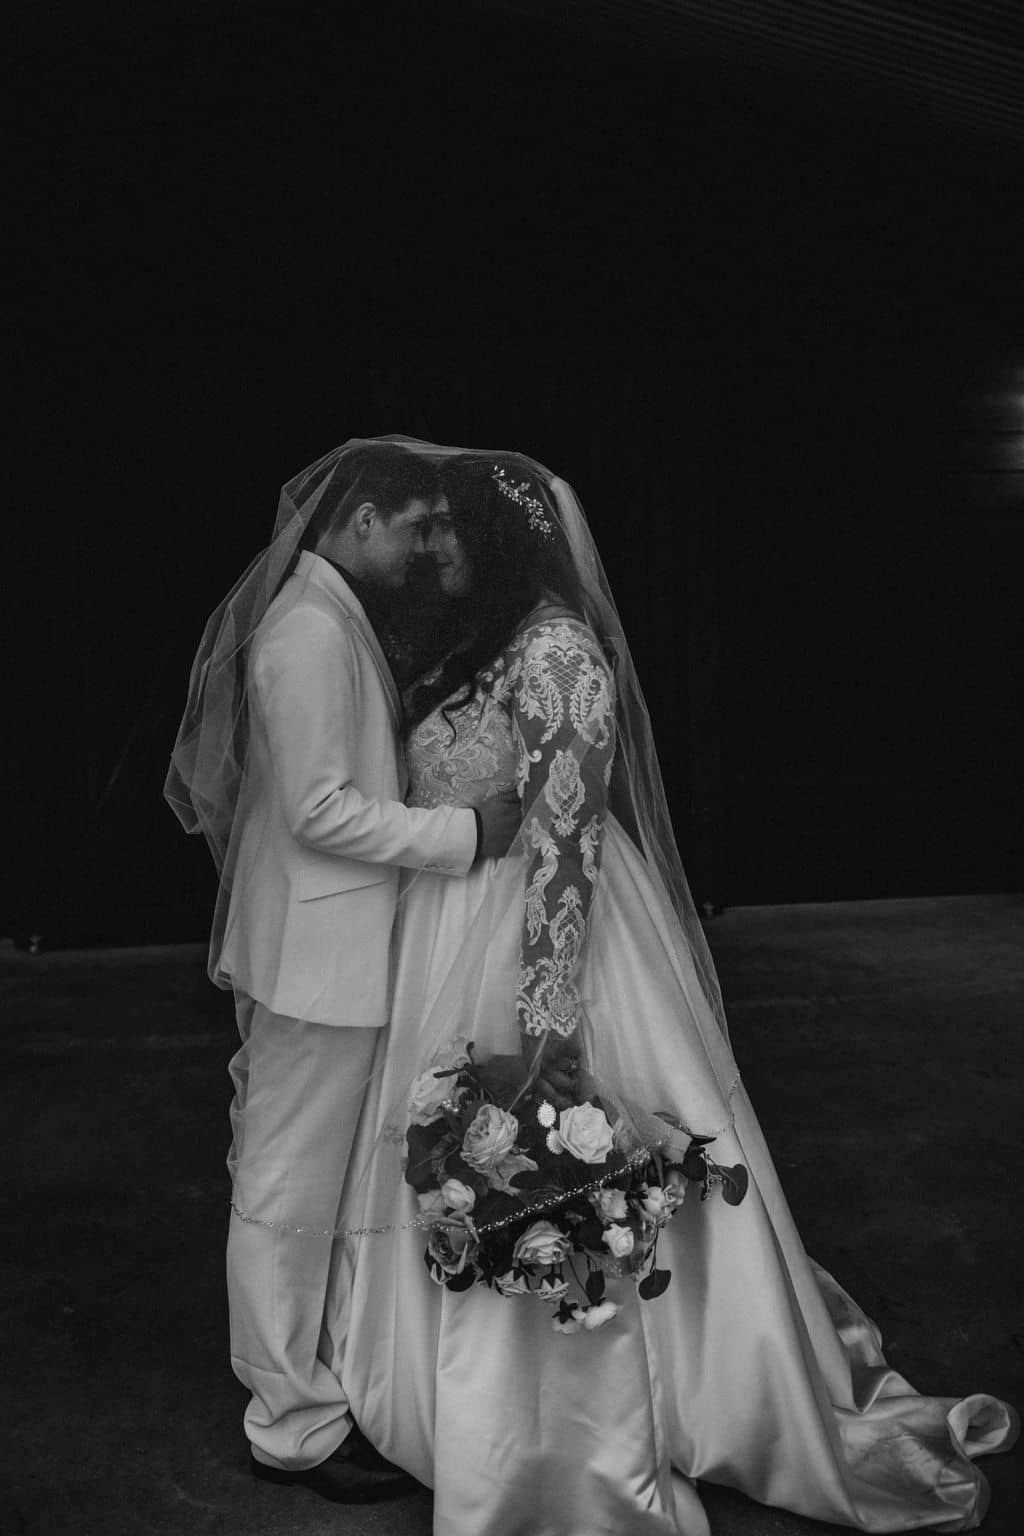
[{"xmin": 297, "ymin": 553, "xmax": 402, "ymax": 726}]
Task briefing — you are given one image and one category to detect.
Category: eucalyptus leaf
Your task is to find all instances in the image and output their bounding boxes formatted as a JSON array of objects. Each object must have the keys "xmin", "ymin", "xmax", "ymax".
[
  {"xmin": 576, "ymin": 1217, "xmax": 606, "ymax": 1250},
  {"xmin": 717, "ymin": 1162, "xmax": 749, "ymax": 1206},
  {"xmin": 637, "ymin": 1267, "xmax": 671, "ymax": 1300}
]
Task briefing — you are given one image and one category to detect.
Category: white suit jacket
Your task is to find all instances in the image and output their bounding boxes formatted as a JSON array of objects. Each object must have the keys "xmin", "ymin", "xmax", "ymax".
[{"xmin": 215, "ymin": 552, "xmax": 476, "ymax": 1026}]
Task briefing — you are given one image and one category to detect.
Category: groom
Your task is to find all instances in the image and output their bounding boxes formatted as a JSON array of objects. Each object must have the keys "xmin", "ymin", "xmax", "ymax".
[{"xmin": 219, "ymin": 444, "xmax": 520, "ymax": 1502}]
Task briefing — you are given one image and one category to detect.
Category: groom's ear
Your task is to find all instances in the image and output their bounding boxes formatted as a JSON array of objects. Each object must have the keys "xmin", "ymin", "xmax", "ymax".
[{"xmin": 351, "ymin": 500, "xmax": 377, "ymax": 538}]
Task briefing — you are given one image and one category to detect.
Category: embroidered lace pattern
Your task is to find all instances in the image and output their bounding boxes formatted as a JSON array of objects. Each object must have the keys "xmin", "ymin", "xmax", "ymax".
[
  {"xmin": 501, "ymin": 621, "xmax": 616, "ymax": 1038},
  {"xmin": 404, "ymin": 619, "xmax": 616, "ymax": 1039},
  {"xmin": 405, "ymin": 674, "xmax": 519, "ymax": 810}
]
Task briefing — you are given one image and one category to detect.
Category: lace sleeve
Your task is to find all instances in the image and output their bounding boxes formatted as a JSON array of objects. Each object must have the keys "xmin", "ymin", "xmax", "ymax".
[{"xmin": 508, "ymin": 620, "xmax": 616, "ymax": 1039}]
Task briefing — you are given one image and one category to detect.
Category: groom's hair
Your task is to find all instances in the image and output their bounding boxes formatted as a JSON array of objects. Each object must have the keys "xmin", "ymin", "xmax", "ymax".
[{"xmin": 305, "ymin": 444, "xmax": 439, "ymax": 544}]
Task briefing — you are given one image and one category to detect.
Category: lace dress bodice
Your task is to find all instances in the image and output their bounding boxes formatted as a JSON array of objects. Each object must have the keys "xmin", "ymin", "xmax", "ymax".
[
  {"xmin": 405, "ymin": 618, "xmax": 616, "ymax": 1038},
  {"xmin": 405, "ymin": 685, "xmax": 519, "ymax": 810}
]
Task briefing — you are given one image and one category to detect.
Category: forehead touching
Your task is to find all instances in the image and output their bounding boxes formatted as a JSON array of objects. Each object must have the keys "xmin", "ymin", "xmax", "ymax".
[
  {"xmin": 391, "ymin": 495, "xmax": 436, "ymax": 528},
  {"xmin": 394, "ymin": 492, "xmax": 455, "ymax": 533}
]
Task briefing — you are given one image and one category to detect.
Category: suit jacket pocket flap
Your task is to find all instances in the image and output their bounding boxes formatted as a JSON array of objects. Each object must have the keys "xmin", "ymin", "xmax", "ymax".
[{"xmin": 297, "ymin": 857, "xmax": 390, "ymax": 902}]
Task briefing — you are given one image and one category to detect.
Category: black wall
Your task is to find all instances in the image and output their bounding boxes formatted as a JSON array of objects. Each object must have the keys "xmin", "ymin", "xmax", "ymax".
[{"xmin": 8, "ymin": 0, "xmax": 1022, "ymax": 945}]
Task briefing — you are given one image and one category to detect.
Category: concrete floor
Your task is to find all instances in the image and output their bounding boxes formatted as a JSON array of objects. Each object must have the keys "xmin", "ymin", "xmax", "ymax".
[{"xmin": 2, "ymin": 894, "xmax": 1021, "ymax": 1535}]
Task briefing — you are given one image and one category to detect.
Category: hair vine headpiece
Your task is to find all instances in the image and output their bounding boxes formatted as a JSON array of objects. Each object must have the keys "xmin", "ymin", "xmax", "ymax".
[{"xmin": 491, "ymin": 464, "xmax": 554, "ymax": 540}]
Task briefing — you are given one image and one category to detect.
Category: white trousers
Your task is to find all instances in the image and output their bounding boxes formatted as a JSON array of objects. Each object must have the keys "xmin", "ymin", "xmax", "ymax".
[{"xmin": 226, "ymin": 994, "xmax": 379, "ymax": 1470}]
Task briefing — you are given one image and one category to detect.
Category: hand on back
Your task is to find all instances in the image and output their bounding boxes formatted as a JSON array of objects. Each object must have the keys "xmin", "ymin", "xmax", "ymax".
[{"xmin": 476, "ymin": 791, "xmax": 523, "ymax": 861}]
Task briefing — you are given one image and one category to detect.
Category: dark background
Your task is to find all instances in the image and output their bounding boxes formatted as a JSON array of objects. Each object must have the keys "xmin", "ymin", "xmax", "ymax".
[{"xmin": 7, "ymin": 0, "xmax": 1023, "ymax": 947}]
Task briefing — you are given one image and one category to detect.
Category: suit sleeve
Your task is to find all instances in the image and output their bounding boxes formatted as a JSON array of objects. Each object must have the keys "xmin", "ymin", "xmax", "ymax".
[{"xmin": 252, "ymin": 605, "xmax": 477, "ymax": 875}]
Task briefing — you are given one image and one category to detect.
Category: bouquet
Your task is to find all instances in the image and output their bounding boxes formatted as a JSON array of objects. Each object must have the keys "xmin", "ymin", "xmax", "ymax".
[{"xmin": 403, "ymin": 1039, "xmax": 748, "ymax": 1334}]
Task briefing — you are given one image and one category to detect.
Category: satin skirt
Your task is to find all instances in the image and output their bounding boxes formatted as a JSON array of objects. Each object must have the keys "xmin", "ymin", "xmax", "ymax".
[{"xmin": 329, "ymin": 822, "xmax": 1018, "ymax": 1534}]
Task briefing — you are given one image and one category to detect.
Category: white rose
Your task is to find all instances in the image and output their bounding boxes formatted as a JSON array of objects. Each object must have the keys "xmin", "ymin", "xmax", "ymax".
[
  {"xmin": 407, "ymin": 1069, "xmax": 458, "ymax": 1127},
  {"xmin": 406, "ymin": 1039, "xmax": 472, "ymax": 1126},
  {"xmin": 583, "ymin": 1300, "xmax": 621, "ymax": 1331},
  {"xmin": 589, "ymin": 1187, "xmax": 628, "ymax": 1222},
  {"xmin": 640, "ymin": 1184, "xmax": 670, "ymax": 1222},
  {"xmin": 512, "ymin": 1220, "xmax": 571, "ymax": 1269},
  {"xmin": 417, "ymin": 1190, "xmax": 447, "ymax": 1218},
  {"xmin": 602, "ymin": 1223, "xmax": 635, "ymax": 1259},
  {"xmin": 462, "ymin": 1104, "xmax": 519, "ymax": 1173},
  {"xmin": 663, "ymin": 1170, "xmax": 688, "ymax": 1209},
  {"xmin": 441, "ymin": 1178, "xmax": 476, "ymax": 1214},
  {"xmin": 552, "ymin": 1102, "xmax": 614, "ymax": 1164}
]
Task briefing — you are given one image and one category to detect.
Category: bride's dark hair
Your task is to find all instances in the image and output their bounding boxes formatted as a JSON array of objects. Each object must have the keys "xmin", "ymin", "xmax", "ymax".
[{"xmin": 405, "ymin": 454, "xmax": 584, "ymax": 732}]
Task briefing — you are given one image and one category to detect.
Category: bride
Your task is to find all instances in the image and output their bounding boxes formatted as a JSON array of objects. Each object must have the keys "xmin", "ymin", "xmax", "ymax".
[{"xmin": 328, "ymin": 443, "xmax": 1016, "ymax": 1535}]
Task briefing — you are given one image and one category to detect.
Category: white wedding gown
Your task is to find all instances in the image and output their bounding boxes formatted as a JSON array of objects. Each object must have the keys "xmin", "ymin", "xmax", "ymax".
[{"xmin": 329, "ymin": 619, "xmax": 1017, "ymax": 1536}]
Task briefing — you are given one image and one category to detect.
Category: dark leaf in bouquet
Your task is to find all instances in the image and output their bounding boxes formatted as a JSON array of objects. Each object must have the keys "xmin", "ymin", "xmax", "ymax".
[
  {"xmin": 716, "ymin": 1161, "xmax": 749, "ymax": 1206},
  {"xmin": 482, "ymin": 1234, "xmax": 516, "ymax": 1279},
  {"xmin": 474, "ymin": 1053, "xmax": 533, "ymax": 1099},
  {"xmin": 507, "ymin": 1167, "xmax": 556, "ymax": 1194},
  {"xmin": 405, "ymin": 1124, "xmax": 448, "ymax": 1192},
  {"xmin": 402, "ymin": 1157, "xmax": 437, "ymax": 1194},
  {"xmin": 637, "ymin": 1267, "xmax": 671, "ymax": 1301},
  {"xmin": 562, "ymin": 1157, "xmax": 609, "ymax": 1195},
  {"xmin": 445, "ymin": 1266, "xmax": 478, "ymax": 1292},
  {"xmin": 515, "ymin": 1125, "xmax": 545, "ymax": 1161},
  {"xmin": 475, "ymin": 1190, "xmax": 526, "ymax": 1233},
  {"xmin": 407, "ymin": 1118, "xmax": 446, "ymax": 1149},
  {"xmin": 442, "ymin": 1154, "xmax": 480, "ymax": 1188},
  {"xmin": 680, "ymin": 1147, "xmax": 709, "ymax": 1182},
  {"xmin": 576, "ymin": 1217, "xmax": 607, "ymax": 1252},
  {"xmin": 585, "ymin": 1267, "xmax": 606, "ymax": 1304}
]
